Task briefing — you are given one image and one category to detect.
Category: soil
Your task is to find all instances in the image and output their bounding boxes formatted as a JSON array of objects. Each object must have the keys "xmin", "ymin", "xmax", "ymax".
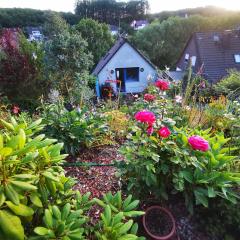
[{"xmin": 145, "ymin": 207, "xmax": 174, "ymax": 237}]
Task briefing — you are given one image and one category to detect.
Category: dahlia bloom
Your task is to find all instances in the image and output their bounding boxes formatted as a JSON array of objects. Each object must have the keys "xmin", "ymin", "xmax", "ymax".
[
  {"xmin": 155, "ymin": 79, "xmax": 170, "ymax": 91},
  {"xmin": 188, "ymin": 135, "xmax": 209, "ymax": 152},
  {"xmin": 144, "ymin": 94, "xmax": 156, "ymax": 102},
  {"xmin": 158, "ymin": 126, "xmax": 171, "ymax": 138},
  {"xmin": 134, "ymin": 111, "xmax": 156, "ymax": 126}
]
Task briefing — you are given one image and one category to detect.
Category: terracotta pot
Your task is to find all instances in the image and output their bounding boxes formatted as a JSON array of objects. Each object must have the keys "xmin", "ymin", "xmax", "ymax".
[{"xmin": 143, "ymin": 205, "xmax": 176, "ymax": 240}]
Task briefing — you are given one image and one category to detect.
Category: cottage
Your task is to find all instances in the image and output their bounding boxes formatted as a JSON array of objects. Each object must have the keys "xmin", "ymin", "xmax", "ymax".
[
  {"xmin": 176, "ymin": 30, "xmax": 240, "ymax": 84},
  {"xmin": 93, "ymin": 37, "xmax": 157, "ymax": 97}
]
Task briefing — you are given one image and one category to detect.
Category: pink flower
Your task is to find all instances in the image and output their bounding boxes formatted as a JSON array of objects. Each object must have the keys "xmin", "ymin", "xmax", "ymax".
[
  {"xmin": 134, "ymin": 111, "xmax": 156, "ymax": 126},
  {"xmin": 158, "ymin": 126, "xmax": 171, "ymax": 138},
  {"xmin": 155, "ymin": 79, "xmax": 170, "ymax": 91},
  {"xmin": 144, "ymin": 94, "xmax": 156, "ymax": 102},
  {"xmin": 188, "ymin": 135, "xmax": 209, "ymax": 152},
  {"xmin": 147, "ymin": 125, "xmax": 154, "ymax": 135},
  {"xmin": 12, "ymin": 105, "xmax": 20, "ymax": 114}
]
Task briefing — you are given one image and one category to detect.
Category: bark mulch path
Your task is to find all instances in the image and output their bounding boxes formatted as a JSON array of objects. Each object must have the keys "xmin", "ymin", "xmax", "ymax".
[{"xmin": 64, "ymin": 145, "xmax": 123, "ymax": 199}]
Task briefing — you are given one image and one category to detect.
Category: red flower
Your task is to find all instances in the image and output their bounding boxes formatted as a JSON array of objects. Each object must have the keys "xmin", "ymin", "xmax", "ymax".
[
  {"xmin": 146, "ymin": 125, "xmax": 154, "ymax": 135},
  {"xmin": 158, "ymin": 126, "xmax": 171, "ymax": 138},
  {"xmin": 144, "ymin": 94, "xmax": 156, "ymax": 102},
  {"xmin": 155, "ymin": 79, "xmax": 170, "ymax": 91},
  {"xmin": 134, "ymin": 111, "xmax": 156, "ymax": 126},
  {"xmin": 188, "ymin": 136, "xmax": 209, "ymax": 152},
  {"xmin": 12, "ymin": 105, "xmax": 20, "ymax": 114}
]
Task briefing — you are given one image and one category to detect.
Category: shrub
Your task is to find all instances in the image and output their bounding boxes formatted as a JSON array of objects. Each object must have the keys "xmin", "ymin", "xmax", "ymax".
[
  {"xmin": 40, "ymin": 101, "xmax": 109, "ymax": 155},
  {"xmin": 118, "ymin": 111, "xmax": 240, "ymax": 213}
]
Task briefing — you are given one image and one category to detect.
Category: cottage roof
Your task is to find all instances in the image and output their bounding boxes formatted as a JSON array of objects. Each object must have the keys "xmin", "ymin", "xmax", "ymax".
[
  {"xmin": 178, "ymin": 30, "xmax": 240, "ymax": 83},
  {"xmin": 92, "ymin": 37, "xmax": 156, "ymax": 75}
]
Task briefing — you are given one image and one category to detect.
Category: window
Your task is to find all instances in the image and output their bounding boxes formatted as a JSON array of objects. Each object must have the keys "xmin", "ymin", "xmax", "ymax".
[
  {"xmin": 234, "ymin": 54, "xmax": 240, "ymax": 63},
  {"xmin": 185, "ymin": 53, "xmax": 189, "ymax": 61},
  {"xmin": 125, "ymin": 68, "xmax": 139, "ymax": 82}
]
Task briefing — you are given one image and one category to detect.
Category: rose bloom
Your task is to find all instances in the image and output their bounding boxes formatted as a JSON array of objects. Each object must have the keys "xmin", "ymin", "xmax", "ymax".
[
  {"xmin": 158, "ymin": 126, "xmax": 171, "ymax": 138},
  {"xmin": 12, "ymin": 105, "xmax": 20, "ymax": 114},
  {"xmin": 146, "ymin": 125, "xmax": 154, "ymax": 135},
  {"xmin": 155, "ymin": 79, "xmax": 170, "ymax": 91},
  {"xmin": 188, "ymin": 135, "xmax": 209, "ymax": 152},
  {"xmin": 144, "ymin": 94, "xmax": 156, "ymax": 102},
  {"xmin": 134, "ymin": 111, "xmax": 156, "ymax": 126}
]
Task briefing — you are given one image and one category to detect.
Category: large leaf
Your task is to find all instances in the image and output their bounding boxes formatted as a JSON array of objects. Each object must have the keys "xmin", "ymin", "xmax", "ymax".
[
  {"xmin": 0, "ymin": 210, "xmax": 24, "ymax": 240},
  {"xmin": 6, "ymin": 201, "xmax": 34, "ymax": 217}
]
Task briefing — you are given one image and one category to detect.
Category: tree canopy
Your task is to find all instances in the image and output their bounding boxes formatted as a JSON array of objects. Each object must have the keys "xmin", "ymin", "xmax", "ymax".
[
  {"xmin": 75, "ymin": 0, "xmax": 149, "ymax": 25},
  {"xmin": 75, "ymin": 18, "xmax": 114, "ymax": 65}
]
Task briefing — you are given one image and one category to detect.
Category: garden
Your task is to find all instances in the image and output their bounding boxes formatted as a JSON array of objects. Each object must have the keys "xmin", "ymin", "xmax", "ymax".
[
  {"xmin": 0, "ymin": 71, "xmax": 240, "ymax": 240},
  {"xmin": 0, "ymin": 13, "xmax": 240, "ymax": 240}
]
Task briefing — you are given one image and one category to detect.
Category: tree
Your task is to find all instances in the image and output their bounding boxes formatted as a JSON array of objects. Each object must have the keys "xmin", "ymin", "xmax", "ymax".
[
  {"xmin": 0, "ymin": 29, "xmax": 45, "ymax": 108},
  {"xmin": 75, "ymin": 0, "xmax": 149, "ymax": 25},
  {"xmin": 43, "ymin": 12, "xmax": 70, "ymax": 38},
  {"xmin": 75, "ymin": 18, "xmax": 114, "ymax": 65},
  {"xmin": 44, "ymin": 31, "xmax": 93, "ymax": 96}
]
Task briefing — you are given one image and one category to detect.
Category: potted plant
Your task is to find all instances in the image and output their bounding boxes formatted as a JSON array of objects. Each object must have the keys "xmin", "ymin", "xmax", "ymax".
[{"xmin": 143, "ymin": 206, "xmax": 176, "ymax": 240}]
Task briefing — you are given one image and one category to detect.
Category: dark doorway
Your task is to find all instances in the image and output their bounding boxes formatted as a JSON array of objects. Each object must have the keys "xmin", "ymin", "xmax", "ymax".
[
  {"xmin": 115, "ymin": 67, "xmax": 139, "ymax": 92},
  {"xmin": 115, "ymin": 68, "xmax": 126, "ymax": 92}
]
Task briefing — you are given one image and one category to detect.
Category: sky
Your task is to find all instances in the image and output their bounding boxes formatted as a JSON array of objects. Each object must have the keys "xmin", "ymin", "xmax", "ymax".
[{"xmin": 1, "ymin": 0, "xmax": 240, "ymax": 13}]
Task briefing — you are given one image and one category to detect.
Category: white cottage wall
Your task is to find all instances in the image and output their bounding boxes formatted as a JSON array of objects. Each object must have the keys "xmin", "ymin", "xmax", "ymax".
[{"xmin": 98, "ymin": 42, "xmax": 157, "ymax": 93}]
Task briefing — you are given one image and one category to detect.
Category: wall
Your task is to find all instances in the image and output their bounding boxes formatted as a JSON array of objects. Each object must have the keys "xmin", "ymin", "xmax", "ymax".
[{"xmin": 98, "ymin": 42, "xmax": 157, "ymax": 93}]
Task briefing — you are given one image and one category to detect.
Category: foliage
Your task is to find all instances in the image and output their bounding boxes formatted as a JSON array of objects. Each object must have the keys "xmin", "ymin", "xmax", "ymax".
[
  {"xmin": 75, "ymin": 0, "xmax": 149, "ymax": 25},
  {"xmin": 75, "ymin": 18, "xmax": 114, "ymax": 65},
  {"xmin": 0, "ymin": 117, "xmax": 67, "ymax": 239},
  {"xmin": 104, "ymin": 110, "xmax": 129, "ymax": 141},
  {"xmin": 214, "ymin": 70, "xmax": 240, "ymax": 98},
  {"xmin": 117, "ymin": 92, "xmax": 240, "ymax": 213},
  {"xmin": 0, "ymin": 8, "xmax": 80, "ymax": 28},
  {"xmin": 43, "ymin": 12, "xmax": 70, "ymax": 38},
  {"xmin": 44, "ymin": 30, "xmax": 93, "ymax": 96},
  {"xmin": 40, "ymin": 101, "xmax": 110, "ymax": 155},
  {"xmin": 0, "ymin": 29, "xmax": 45, "ymax": 109}
]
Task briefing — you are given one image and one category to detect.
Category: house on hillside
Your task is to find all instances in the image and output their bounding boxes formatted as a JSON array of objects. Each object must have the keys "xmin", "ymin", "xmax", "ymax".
[
  {"xmin": 93, "ymin": 37, "xmax": 157, "ymax": 97},
  {"xmin": 25, "ymin": 27, "xmax": 44, "ymax": 42},
  {"xmin": 130, "ymin": 20, "xmax": 149, "ymax": 30},
  {"xmin": 176, "ymin": 30, "xmax": 240, "ymax": 84}
]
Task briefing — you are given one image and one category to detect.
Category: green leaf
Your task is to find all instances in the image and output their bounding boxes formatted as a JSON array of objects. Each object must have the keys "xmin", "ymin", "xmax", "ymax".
[
  {"xmin": 104, "ymin": 205, "xmax": 111, "ymax": 226},
  {"xmin": 42, "ymin": 171, "xmax": 59, "ymax": 182},
  {"xmin": 0, "ymin": 210, "xmax": 24, "ymax": 240},
  {"xmin": 34, "ymin": 227, "xmax": 49, "ymax": 236},
  {"xmin": 124, "ymin": 200, "xmax": 139, "ymax": 212},
  {"xmin": 18, "ymin": 129, "xmax": 26, "ymax": 149},
  {"xmin": 4, "ymin": 184, "xmax": 19, "ymax": 205},
  {"xmin": 207, "ymin": 187, "xmax": 216, "ymax": 198},
  {"xmin": 6, "ymin": 201, "xmax": 34, "ymax": 217},
  {"xmin": 30, "ymin": 193, "xmax": 43, "ymax": 208},
  {"xmin": 0, "ymin": 147, "xmax": 13, "ymax": 157},
  {"xmin": 11, "ymin": 181, "xmax": 37, "ymax": 191},
  {"xmin": 118, "ymin": 220, "xmax": 133, "ymax": 235}
]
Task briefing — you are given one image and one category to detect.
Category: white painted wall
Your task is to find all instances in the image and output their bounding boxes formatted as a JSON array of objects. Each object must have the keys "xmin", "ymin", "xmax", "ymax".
[{"xmin": 98, "ymin": 42, "xmax": 157, "ymax": 93}]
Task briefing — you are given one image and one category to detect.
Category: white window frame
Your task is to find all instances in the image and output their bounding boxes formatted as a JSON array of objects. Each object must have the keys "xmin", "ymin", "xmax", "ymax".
[{"xmin": 234, "ymin": 54, "xmax": 240, "ymax": 63}]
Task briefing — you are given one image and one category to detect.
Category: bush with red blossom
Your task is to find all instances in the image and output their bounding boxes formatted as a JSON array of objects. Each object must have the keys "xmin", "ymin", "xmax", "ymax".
[
  {"xmin": 188, "ymin": 135, "xmax": 209, "ymax": 152},
  {"xmin": 155, "ymin": 79, "xmax": 170, "ymax": 91},
  {"xmin": 144, "ymin": 93, "xmax": 156, "ymax": 102},
  {"xmin": 134, "ymin": 111, "xmax": 156, "ymax": 126},
  {"xmin": 158, "ymin": 126, "xmax": 171, "ymax": 138}
]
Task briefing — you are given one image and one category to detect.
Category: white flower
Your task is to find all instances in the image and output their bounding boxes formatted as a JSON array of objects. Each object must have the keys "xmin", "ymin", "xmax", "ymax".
[
  {"xmin": 175, "ymin": 95, "xmax": 182, "ymax": 103},
  {"xmin": 48, "ymin": 89, "xmax": 60, "ymax": 103}
]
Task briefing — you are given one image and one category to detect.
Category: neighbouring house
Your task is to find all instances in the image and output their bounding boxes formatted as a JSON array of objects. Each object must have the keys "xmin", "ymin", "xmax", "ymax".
[
  {"xmin": 130, "ymin": 20, "xmax": 149, "ymax": 30},
  {"xmin": 25, "ymin": 27, "xmax": 44, "ymax": 42},
  {"xmin": 93, "ymin": 37, "xmax": 157, "ymax": 97},
  {"xmin": 176, "ymin": 29, "xmax": 240, "ymax": 84},
  {"xmin": 109, "ymin": 25, "xmax": 119, "ymax": 36}
]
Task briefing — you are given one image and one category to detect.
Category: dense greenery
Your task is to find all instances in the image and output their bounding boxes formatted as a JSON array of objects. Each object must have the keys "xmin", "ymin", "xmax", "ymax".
[
  {"xmin": 0, "ymin": 8, "xmax": 80, "ymax": 27},
  {"xmin": 75, "ymin": 18, "xmax": 114, "ymax": 65},
  {"xmin": 75, "ymin": 0, "xmax": 149, "ymax": 25}
]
